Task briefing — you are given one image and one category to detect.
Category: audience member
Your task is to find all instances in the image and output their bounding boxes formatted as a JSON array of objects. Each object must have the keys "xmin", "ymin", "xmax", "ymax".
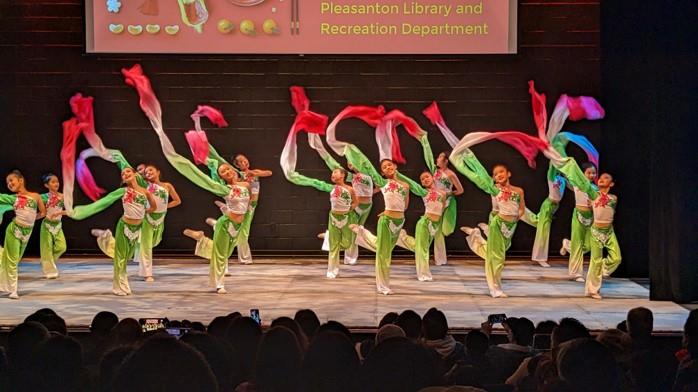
[
  {"xmin": 112, "ymin": 335, "xmax": 218, "ymax": 392},
  {"xmin": 301, "ymin": 331, "xmax": 360, "ymax": 392},
  {"xmin": 295, "ymin": 309, "xmax": 321, "ymax": 340}
]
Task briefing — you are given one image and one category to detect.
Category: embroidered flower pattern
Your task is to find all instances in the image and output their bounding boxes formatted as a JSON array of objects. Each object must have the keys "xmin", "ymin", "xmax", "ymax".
[
  {"xmin": 14, "ymin": 195, "xmax": 28, "ymax": 210},
  {"xmin": 497, "ymin": 187, "xmax": 520, "ymax": 203},
  {"xmin": 434, "ymin": 170, "xmax": 451, "ymax": 189},
  {"xmin": 47, "ymin": 193, "xmax": 63, "ymax": 208},
  {"xmin": 425, "ymin": 190, "xmax": 440, "ymax": 203},
  {"xmin": 384, "ymin": 180, "xmax": 407, "ymax": 197},
  {"xmin": 594, "ymin": 193, "xmax": 616, "ymax": 209},
  {"xmin": 353, "ymin": 173, "xmax": 370, "ymax": 187}
]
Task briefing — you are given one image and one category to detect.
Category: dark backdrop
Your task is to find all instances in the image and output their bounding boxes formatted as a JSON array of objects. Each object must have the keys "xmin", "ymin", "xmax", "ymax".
[
  {"xmin": 600, "ymin": 0, "xmax": 697, "ymax": 300},
  {"xmin": 0, "ymin": 1, "xmax": 607, "ymax": 263}
]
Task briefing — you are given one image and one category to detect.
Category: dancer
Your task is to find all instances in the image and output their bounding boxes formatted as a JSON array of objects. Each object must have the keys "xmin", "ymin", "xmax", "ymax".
[
  {"xmin": 527, "ymin": 163, "xmax": 566, "ymax": 267},
  {"xmin": 286, "ymin": 168, "xmax": 357, "ymax": 278},
  {"xmin": 90, "ymin": 166, "xmax": 157, "ymax": 296},
  {"xmin": 450, "ymin": 142, "xmax": 530, "ymax": 298},
  {"xmin": 122, "ymin": 65, "xmax": 257, "ymax": 293},
  {"xmin": 560, "ymin": 162, "xmax": 598, "ymax": 281},
  {"xmin": 231, "ymin": 154, "xmax": 272, "ymax": 264},
  {"xmin": 182, "ymin": 161, "xmax": 250, "ymax": 293},
  {"xmin": 432, "ymin": 152, "xmax": 464, "ymax": 265},
  {"xmin": 352, "ymin": 170, "xmax": 447, "ymax": 281},
  {"xmin": 544, "ymin": 151, "xmax": 620, "ymax": 299},
  {"xmin": 134, "ymin": 164, "xmax": 181, "ymax": 282},
  {"xmin": 0, "ymin": 170, "xmax": 46, "ymax": 299},
  {"xmin": 39, "ymin": 173, "xmax": 66, "ymax": 279}
]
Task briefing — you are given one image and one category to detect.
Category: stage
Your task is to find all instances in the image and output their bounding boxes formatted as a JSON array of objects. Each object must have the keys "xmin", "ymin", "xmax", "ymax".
[{"xmin": 0, "ymin": 257, "xmax": 689, "ymax": 332}]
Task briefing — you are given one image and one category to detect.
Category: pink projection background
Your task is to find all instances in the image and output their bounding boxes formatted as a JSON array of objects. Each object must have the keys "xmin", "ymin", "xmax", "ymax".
[{"xmin": 87, "ymin": 0, "xmax": 516, "ymax": 54}]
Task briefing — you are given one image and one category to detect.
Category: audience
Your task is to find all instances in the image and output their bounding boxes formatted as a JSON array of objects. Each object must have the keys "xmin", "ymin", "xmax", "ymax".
[{"xmin": 0, "ymin": 306, "xmax": 690, "ymax": 392}]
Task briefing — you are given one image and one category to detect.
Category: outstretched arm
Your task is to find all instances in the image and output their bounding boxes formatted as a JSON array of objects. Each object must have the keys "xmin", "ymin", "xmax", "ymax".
[
  {"xmin": 66, "ymin": 188, "xmax": 126, "ymax": 220},
  {"xmin": 286, "ymin": 171, "xmax": 333, "ymax": 193},
  {"xmin": 449, "ymin": 148, "xmax": 498, "ymax": 196},
  {"xmin": 110, "ymin": 150, "xmax": 148, "ymax": 188},
  {"xmin": 344, "ymin": 145, "xmax": 387, "ymax": 188},
  {"xmin": 396, "ymin": 172, "xmax": 427, "ymax": 198}
]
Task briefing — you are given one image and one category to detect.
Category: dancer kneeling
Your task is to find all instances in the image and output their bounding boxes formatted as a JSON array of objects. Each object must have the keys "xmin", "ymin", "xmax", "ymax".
[
  {"xmin": 352, "ymin": 171, "xmax": 447, "ymax": 282},
  {"xmin": 91, "ymin": 167, "xmax": 157, "ymax": 296},
  {"xmin": 183, "ymin": 163, "xmax": 250, "ymax": 294}
]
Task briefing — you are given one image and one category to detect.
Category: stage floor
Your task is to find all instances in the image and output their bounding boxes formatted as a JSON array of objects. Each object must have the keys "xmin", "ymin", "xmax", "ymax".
[{"xmin": 0, "ymin": 257, "xmax": 688, "ymax": 332}]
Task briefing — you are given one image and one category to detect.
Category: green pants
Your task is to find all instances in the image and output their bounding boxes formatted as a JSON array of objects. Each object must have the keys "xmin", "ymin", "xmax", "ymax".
[
  {"xmin": 237, "ymin": 200, "xmax": 257, "ymax": 264},
  {"xmin": 134, "ymin": 211, "xmax": 166, "ymax": 278},
  {"xmin": 375, "ymin": 215, "xmax": 405, "ymax": 294},
  {"xmin": 586, "ymin": 226, "xmax": 622, "ymax": 295},
  {"xmin": 465, "ymin": 214, "xmax": 516, "ymax": 296},
  {"xmin": 531, "ymin": 198, "xmax": 559, "ymax": 262},
  {"xmin": 113, "ymin": 219, "xmax": 142, "ymax": 295},
  {"xmin": 327, "ymin": 211, "xmax": 356, "ymax": 278},
  {"xmin": 344, "ymin": 202, "xmax": 372, "ymax": 264},
  {"xmin": 208, "ymin": 216, "xmax": 242, "ymax": 289},
  {"xmin": 569, "ymin": 208, "xmax": 593, "ymax": 277},
  {"xmin": 400, "ymin": 216, "xmax": 437, "ymax": 281},
  {"xmin": 39, "ymin": 219, "xmax": 66, "ymax": 278},
  {"xmin": 434, "ymin": 196, "xmax": 456, "ymax": 265},
  {"xmin": 0, "ymin": 221, "xmax": 33, "ymax": 294}
]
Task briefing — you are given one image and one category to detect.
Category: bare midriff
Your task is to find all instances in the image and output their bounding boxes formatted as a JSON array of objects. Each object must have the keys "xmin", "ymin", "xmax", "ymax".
[
  {"xmin": 498, "ymin": 214, "xmax": 518, "ymax": 223},
  {"xmin": 226, "ymin": 212, "xmax": 246, "ymax": 224},
  {"xmin": 357, "ymin": 196, "xmax": 372, "ymax": 204},
  {"xmin": 383, "ymin": 210, "xmax": 404, "ymax": 219},
  {"xmin": 123, "ymin": 217, "xmax": 143, "ymax": 226}
]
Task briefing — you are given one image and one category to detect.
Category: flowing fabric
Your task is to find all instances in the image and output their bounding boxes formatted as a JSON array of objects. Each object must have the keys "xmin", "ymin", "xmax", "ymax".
[
  {"xmin": 528, "ymin": 81, "xmax": 548, "ymax": 141},
  {"xmin": 186, "ymin": 105, "xmax": 229, "ymax": 164},
  {"xmin": 558, "ymin": 132, "xmax": 600, "ymax": 170},
  {"xmin": 121, "ymin": 64, "xmax": 230, "ymax": 198},
  {"xmin": 422, "ymin": 101, "xmax": 459, "ymax": 148},
  {"xmin": 60, "ymin": 118, "xmax": 83, "ymax": 212},
  {"xmin": 61, "ymin": 94, "xmax": 124, "ymax": 210}
]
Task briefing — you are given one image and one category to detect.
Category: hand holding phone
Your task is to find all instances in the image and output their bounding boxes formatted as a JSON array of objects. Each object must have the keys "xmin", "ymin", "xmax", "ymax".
[
  {"xmin": 487, "ymin": 313, "xmax": 507, "ymax": 325},
  {"xmin": 250, "ymin": 309, "xmax": 261, "ymax": 325}
]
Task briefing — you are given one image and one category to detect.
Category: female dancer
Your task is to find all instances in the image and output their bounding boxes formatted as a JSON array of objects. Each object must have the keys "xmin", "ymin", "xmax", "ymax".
[
  {"xmin": 134, "ymin": 164, "xmax": 181, "ymax": 282},
  {"xmin": 39, "ymin": 173, "xmax": 66, "ymax": 279},
  {"xmin": 432, "ymin": 152, "xmax": 464, "ymax": 265},
  {"xmin": 285, "ymin": 168, "xmax": 357, "ymax": 278},
  {"xmin": 560, "ymin": 162, "xmax": 598, "ymax": 281},
  {"xmin": 352, "ymin": 170, "xmax": 447, "ymax": 281},
  {"xmin": 545, "ymin": 151, "xmax": 620, "ymax": 299},
  {"xmin": 450, "ymin": 147, "xmax": 527, "ymax": 298},
  {"xmin": 527, "ymin": 163, "xmax": 566, "ymax": 267},
  {"xmin": 0, "ymin": 170, "xmax": 46, "ymax": 299},
  {"xmin": 182, "ymin": 160, "xmax": 250, "ymax": 294},
  {"xmin": 90, "ymin": 166, "xmax": 157, "ymax": 296},
  {"xmin": 232, "ymin": 154, "xmax": 272, "ymax": 265}
]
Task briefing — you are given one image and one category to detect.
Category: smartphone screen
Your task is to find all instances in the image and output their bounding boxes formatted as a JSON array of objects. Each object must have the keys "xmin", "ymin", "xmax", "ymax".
[
  {"xmin": 250, "ymin": 309, "xmax": 261, "ymax": 325},
  {"xmin": 139, "ymin": 318, "xmax": 168, "ymax": 332}
]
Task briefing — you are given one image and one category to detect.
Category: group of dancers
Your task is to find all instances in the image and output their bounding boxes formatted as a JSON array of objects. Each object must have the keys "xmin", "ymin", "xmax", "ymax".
[{"xmin": 0, "ymin": 65, "xmax": 620, "ymax": 300}]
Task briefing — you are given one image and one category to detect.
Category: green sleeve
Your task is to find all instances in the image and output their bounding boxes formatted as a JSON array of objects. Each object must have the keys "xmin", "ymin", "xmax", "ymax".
[
  {"xmin": 41, "ymin": 193, "xmax": 49, "ymax": 203},
  {"xmin": 208, "ymin": 144, "xmax": 241, "ymax": 176},
  {"xmin": 396, "ymin": 172, "xmax": 427, "ymax": 197},
  {"xmin": 419, "ymin": 134, "xmax": 436, "ymax": 174},
  {"xmin": 552, "ymin": 157, "xmax": 598, "ymax": 199},
  {"xmin": 206, "ymin": 158, "xmax": 226, "ymax": 185},
  {"xmin": 287, "ymin": 171, "xmax": 333, "ymax": 193},
  {"xmin": 68, "ymin": 188, "xmax": 126, "ymax": 220},
  {"xmin": 344, "ymin": 145, "xmax": 386, "ymax": 188},
  {"xmin": 0, "ymin": 205, "xmax": 13, "ymax": 226},
  {"xmin": 168, "ymin": 154, "xmax": 231, "ymax": 198},
  {"xmin": 111, "ymin": 150, "xmax": 147, "ymax": 187},
  {"xmin": 449, "ymin": 149, "xmax": 498, "ymax": 196},
  {"xmin": 0, "ymin": 194, "xmax": 16, "ymax": 205}
]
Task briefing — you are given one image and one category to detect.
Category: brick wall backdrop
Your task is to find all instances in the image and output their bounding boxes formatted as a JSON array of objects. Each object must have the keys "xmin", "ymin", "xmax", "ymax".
[{"xmin": 0, "ymin": 0, "xmax": 600, "ymax": 257}]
